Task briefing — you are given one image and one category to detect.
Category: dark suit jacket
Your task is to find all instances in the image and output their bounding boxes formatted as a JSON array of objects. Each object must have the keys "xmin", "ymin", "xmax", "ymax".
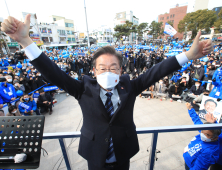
[
  {"xmin": 30, "ymin": 52, "xmax": 181, "ymax": 167},
  {"xmin": 189, "ymin": 85, "xmax": 205, "ymax": 95}
]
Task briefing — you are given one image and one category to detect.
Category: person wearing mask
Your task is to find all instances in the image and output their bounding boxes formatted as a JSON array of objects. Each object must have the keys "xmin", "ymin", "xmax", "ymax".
[
  {"xmin": 191, "ymin": 62, "xmax": 205, "ymax": 82},
  {"xmin": 6, "ymin": 105, "xmax": 22, "ymax": 116},
  {"xmin": 0, "ymin": 77, "xmax": 17, "ymax": 103},
  {"xmin": 1, "ymin": 15, "xmax": 213, "ymax": 170},
  {"xmin": 38, "ymin": 89, "xmax": 53, "ymax": 115},
  {"xmin": 153, "ymin": 79, "xmax": 167, "ymax": 99},
  {"xmin": 188, "ymin": 81, "xmax": 205, "ymax": 99},
  {"xmin": 184, "ymin": 103, "xmax": 221, "ymax": 170},
  {"xmin": 13, "ymin": 80, "xmax": 25, "ymax": 92},
  {"xmin": 18, "ymin": 94, "xmax": 39, "ymax": 116},
  {"xmin": 169, "ymin": 82, "xmax": 183, "ymax": 102},
  {"xmin": 205, "ymin": 65, "xmax": 216, "ymax": 91}
]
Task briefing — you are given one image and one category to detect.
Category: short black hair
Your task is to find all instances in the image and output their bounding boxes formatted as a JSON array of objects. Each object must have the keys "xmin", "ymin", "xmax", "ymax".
[
  {"xmin": 204, "ymin": 99, "xmax": 217, "ymax": 107},
  {"xmin": 8, "ymin": 105, "xmax": 17, "ymax": 113},
  {"xmin": 204, "ymin": 122, "xmax": 221, "ymax": 138},
  {"xmin": 92, "ymin": 46, "xmax": 122, "ymax": 68}
]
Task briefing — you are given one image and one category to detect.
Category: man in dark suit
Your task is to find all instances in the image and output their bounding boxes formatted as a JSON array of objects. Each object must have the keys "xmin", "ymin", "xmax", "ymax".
[{"xmin": 1, "ymin": 14, "xmax": 213, "ymax": 170}]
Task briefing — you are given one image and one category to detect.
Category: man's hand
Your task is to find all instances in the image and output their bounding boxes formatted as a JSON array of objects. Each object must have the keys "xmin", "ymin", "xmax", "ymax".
[
  {"xmin": 43, "ymin": 101, "xmax": 48, "ymax": 104},
  {"xmin": 185, "ymin": 31, "xmax": 213, "ymax": 60},
  {"xmin": 185, "ymin": 102, "xmax": 192, "ymax": 110},
  {"xmin": 48, "ymin": 102, "xmax": 51, "ymax": 105},
  {"xmin": 1, "ymin": 14, "xmax": 33, "ymax": 48},
  {"xmin": 30, "ymin": 110, "xmax": 34, "ymax": 113},
  {"xmin": 11, "ymin": 97, "xmax": 16, "ymax": 101},
  {"xmin": 24, "ymin": 111, "xmax": 27, "ymax": 114},
  {"xmin": 205, "ymin": 113, "xmax": 217, "ymax": 123},
  {"xmin": 193, "ymin": 100, "xmax": 196, "ymax": 104}
]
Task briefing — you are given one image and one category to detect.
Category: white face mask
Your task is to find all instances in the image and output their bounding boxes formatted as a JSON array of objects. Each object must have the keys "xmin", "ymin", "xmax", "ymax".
[
  {"xmin": 195, "ymin": 84, "xmax": 200, "ymax": 87},
  {"xmin": 7, "ymin": 79, "xmax": 12, "ymax": 82},
  {"xmin": 200, "ymin": 133, "xmax": 212, "ymax": 142},
  {"xmin": 196, "ymin": 65, "xmax": 201, "ymax": 68},
  {"xmin": 96, "ymin": 72, "xmax": 119, "ymax": 90}
]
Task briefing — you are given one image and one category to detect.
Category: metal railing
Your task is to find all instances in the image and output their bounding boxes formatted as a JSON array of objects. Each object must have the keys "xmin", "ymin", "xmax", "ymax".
[{"xmin": 43, "ymin": 123, "xmax": 222, "ymax": 170}]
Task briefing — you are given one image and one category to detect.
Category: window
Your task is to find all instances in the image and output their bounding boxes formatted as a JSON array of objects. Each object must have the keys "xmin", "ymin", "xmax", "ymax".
[
  {"xmin": 71, "ymin": 31, "xmax": 75, "ymax": 35},
  {"xmin": 57, "ymin": 30, "xmax": 66, "ymax": 35},
  {"xmin": 170, "ymin": 15, "xmax": 172, "ymax": 18},
  {"xmin": 167, "ymin": 16, "xmax": 169, "ymax": 19},
  {"xmin": 41, "ymin": 28, "xmax": 47, "ymax": 33},
  {"xmin": 72, "ymin": 38, "xmax": 75, "ymax": 41},
  {"xmin": 173, "ymin": 14, "xmax": 175, "ymax": 17},
  {"xmin": 53, "ymin": 18, "xmax": 56, "ymax": 21},
  {"xmin": 66, "ymin": 30, "xmax": 71, "ymax": 35},
  {"xmin": 65, "ymin": 23, "xmax": 74, "ymax": 28},
  {"xmin": 162, "ymin": 17, "xmax": 164, "ymax": 20},
  {"xmin": 49, "ymin": 37, "xmax": 53, "ymax": 42},
  {"xmin": 48, "ymin": 29, "xmax": 52, "ymax": 34}
]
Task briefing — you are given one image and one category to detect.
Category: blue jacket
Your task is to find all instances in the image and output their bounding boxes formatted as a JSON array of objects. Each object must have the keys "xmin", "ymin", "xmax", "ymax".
[
  {"xmin": 186, "ymin": 108, "xmax": 222, "ymax": 166},
  {"xmin": 0, "ymin": 83, "xmax": 17, "ymax": 103},
  {"xmin": 0, "ymin": 95, "xmax": 3, "ymax": 104},
  {"xmin": 209, "ymin": 68, "xmax": 222, "ymax": 99},
  {"xmin": 18, "ymin": 96, "xmax": 37, "ymax": 116}
]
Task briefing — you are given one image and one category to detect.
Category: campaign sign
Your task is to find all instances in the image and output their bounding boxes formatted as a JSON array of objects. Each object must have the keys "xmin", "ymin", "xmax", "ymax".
[
  {"xmin": 19, "ymin": 102, "xmax": 32, "ymax": 111},
  {"xmin": 198, "ymin": 96, "xmax": 222, "ymax": 122},
  {"xmin": 33, "ymin": 93, "xmax": 40, "ymax": 98},
  {"xmin": 44, "ymin": 86, "xmax": 58, "ymax": 92}
]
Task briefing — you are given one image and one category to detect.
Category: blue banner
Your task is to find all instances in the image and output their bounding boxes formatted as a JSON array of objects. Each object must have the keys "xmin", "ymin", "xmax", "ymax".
[
  {"xmin": 19, "ymin": 102, "xmax": 32, "ymax": 111},
  {"xmin": 33, "ymin": 93, "xmax": 40, "ymax": 98},
  {"xmin": 44, "ymin": 86, "xmax": 58, "ymax": 92},
  {"xmin": 0, "ymin": 65, "xmax": 16, "ymax": 70}
]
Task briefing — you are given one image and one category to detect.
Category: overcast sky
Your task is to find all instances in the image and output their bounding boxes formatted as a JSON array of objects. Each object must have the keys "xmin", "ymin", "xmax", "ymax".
[{"xmin": 0, "ymin": 0, "xmax": 221, "ymax": 32}]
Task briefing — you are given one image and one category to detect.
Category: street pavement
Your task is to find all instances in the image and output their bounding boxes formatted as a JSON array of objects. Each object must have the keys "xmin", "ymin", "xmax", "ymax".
[{"xmin": 33, "ymin": 93, "xmax": 198, "ymax": 170}]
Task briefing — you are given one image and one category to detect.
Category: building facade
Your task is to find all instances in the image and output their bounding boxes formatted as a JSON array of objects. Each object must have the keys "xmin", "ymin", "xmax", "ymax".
[
  {"xmin": 114, "ymin": 11, "xmax": 139, "ymax": 43},
  {"xmin": 49, "ymin": 15, "xmax": 75, "ymax": 43},
  {"xmin": 89, "ymin": 26, "xmax": 114, "ymax": 43},
  {"xmin": 158, "ymin": 4, "xmax": 187, "ymax": 40}
]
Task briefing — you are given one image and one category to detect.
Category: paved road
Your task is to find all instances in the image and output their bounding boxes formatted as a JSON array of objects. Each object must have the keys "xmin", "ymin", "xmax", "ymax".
[{"xmin": 34, "ymin": 93, "xmax": 198, "ymax": 170}]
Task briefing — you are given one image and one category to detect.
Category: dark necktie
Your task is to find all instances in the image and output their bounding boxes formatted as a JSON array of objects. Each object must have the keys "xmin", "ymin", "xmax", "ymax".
[{"xmin": 105, "ymin": 92, "xmax": 115, "ymax": 160}]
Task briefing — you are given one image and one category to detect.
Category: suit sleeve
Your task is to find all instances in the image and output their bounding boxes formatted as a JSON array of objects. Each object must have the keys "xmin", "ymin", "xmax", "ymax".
[
  {"xmin": 130, "ymin": 56, "xmax": 181, "ymax": 96},
  {"xmin": 30, "ymin": 53, "xmax": 84, "ymax": 99}
]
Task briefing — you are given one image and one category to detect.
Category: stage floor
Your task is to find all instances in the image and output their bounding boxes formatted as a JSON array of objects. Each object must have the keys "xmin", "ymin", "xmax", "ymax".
[{"xmin": 32, "ymin": 94, "xmax": 197, "ymax": 170}]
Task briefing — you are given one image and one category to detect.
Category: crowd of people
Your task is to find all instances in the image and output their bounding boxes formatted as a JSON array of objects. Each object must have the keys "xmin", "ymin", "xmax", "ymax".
[{"xmin": 0, "ymin": 41, "xmax": 222, "ymax": 116}]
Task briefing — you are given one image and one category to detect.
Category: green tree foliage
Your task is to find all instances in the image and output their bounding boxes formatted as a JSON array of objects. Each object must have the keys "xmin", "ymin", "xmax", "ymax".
[
  {"xmin": 214, "ymin": 9, "xmax": 222, "ymax": 33},
  {"xmin": 178, "ymin": 9, "xmax": 217, "ymax": 38},
  {"xmin": 166, "ymin": 21, "xmax": 174, "ymax": 27},
  {"xmin": 137, "ymin": 22, "xmax": 148, "ymax": 41},
  {"xmin": 148, "ymin": 21, "xmax": 163, "ymax": 39},
  {"xmin": 114, "ymin": 20, "xmax": 137, "ymax": 43}
]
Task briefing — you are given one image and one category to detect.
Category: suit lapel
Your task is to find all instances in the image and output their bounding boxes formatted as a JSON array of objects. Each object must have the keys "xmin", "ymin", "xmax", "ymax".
[
  {"xmin": 92, "ymin": 83, "xmax": 110, "ymax": 121},
  {"xmin": 110, "ymin": 82, "xmax": 129, "ymax": 123}
]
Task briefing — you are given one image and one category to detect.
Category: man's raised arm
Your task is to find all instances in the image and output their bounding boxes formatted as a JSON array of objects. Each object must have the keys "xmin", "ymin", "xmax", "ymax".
[{"xmin": 1, "ymin": 14, "xmax": 83, "ymax": 99}]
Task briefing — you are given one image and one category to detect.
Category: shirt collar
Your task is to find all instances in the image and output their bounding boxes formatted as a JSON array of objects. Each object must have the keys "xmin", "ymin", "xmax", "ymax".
[{"xmin": 100, "ymin": 87, "xmax": 114, "ymax": 98}]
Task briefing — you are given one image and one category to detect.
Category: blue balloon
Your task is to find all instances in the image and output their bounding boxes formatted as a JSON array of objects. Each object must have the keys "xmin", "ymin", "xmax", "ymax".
[
  {"xmin": 16, "ymin": 62, "xmax": 22, "ymax": 69},
  {"xmin": 16, "ymin": 90, "xmax": 23, "ymax": 97},
  {"xmin": 54, "ymin": 57, "xmax": 58, "ymax": 61},
  {"xmin": 62, "ymin": 51, "xmax": 66, "ymax": 55},
  {"xmin": 63, "ymin": 54, "xmax": 69, "ymax": 58}
]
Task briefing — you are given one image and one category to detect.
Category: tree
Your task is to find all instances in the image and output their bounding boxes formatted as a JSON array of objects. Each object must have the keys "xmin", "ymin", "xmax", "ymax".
[
  {"xmin": 137, "ymin": 22, "xmax": 148, "ymax": 42},
  {"xmin": 113, "ymin": 20, "xmax": 135, "ymax": 44},
  {"xmin": 166, "ymin": 21, "xmax": 174, "ymax": 27},
  {"xmin": 0, "ymin": 21, "xmax": 10, "ymax": 57},
  {"xmin": 214, "ymin": 9, "xmax": 222, "ymax": 33},
  {"xmin": 148, "ymin": 21, "xmax": 163, "ymax": 39},
  {"xmin": 178, "ymin": 9, "xmax": 217, "ymax": 38}
]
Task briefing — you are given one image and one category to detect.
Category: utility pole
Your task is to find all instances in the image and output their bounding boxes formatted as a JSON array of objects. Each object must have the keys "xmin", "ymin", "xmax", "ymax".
[{"xmin": 84, "ymin": 0, "xmax": 90, "ymax": 47}]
